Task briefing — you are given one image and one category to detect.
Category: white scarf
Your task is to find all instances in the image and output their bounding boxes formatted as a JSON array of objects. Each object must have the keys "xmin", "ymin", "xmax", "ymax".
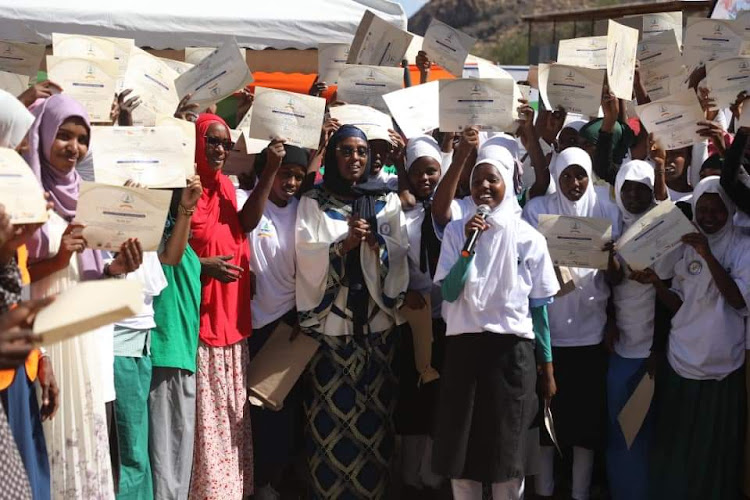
[
  {"xmin": 614, "ymin": 160, "xmax": 655, "ymax": 228},
  {"xmin": 405, "ymin": 135, "xmax": 442, "ymax": 172},
  {"xmin": 0, "ymin": 89, "xmax": 34, "ymax": 149}
]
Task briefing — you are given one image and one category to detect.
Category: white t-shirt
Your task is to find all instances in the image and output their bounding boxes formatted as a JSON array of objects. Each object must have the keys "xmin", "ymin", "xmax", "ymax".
[
  {"xmin": 372, "ymin": 169, "xmax": 399, "ymax": 191},
  {"xmin": 434, "ymin": 216, "xmax": 559, "ymax": 338},
  {"xmin": 247, "ymin": 197, "xmax": 299, "ymax": 329},
  {"xmin": 668, "ymin": 233, "xmax": 750, "ymax": 380},
  {"xmin": 668, "ymin": 188, "xmax": 692, "ymax": 205},
  {"xmin": 114, "ymin": 251, "xmax": 167, "ymax": 331}
]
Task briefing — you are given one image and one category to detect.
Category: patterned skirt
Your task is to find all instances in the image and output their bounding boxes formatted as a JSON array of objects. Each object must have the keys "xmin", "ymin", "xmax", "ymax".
[{"xmin": 304, "ymin": 329, "xmax": 399, "ymax": 499}]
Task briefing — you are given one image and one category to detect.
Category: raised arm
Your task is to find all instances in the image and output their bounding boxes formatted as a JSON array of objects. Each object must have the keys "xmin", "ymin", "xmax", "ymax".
[
  {"xmin": 238, "ymin": 139, "xmax": 285, "ymax": 232},
  {"xmin": 432, "ymin": 128, "xmax": 478, "ymax": 227},
  {"xmin": 159, "ymin": 176, "xmax": 202, "ymax": 265}
]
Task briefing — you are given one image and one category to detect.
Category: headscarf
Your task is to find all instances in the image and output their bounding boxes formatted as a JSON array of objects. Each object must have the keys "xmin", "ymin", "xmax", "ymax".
[
  {"xmin": 323, "ymin": 124, "xmax": 372, "ymax": 197},
  {"xmin": 22, "ymin": 94, "xmax": 104, "ymax": 280},
  {"xmin": 189, "ymin": 113, "xmax": 252, "ymax": 346},
  {"xmin": 478, "ymin": 133, "xmax": 519, "ymax": 160},
  {"xmin": 477, "ymin": 137, "xmax": 524, "ymax": 194},
  {"xmin": 615, "ymin": 160, "xmax": 655, "ymax": 228},
  {"xmin": 550, "ymin": 147, "xmax": 597, "ymax": 217},
  {"xmin": 405, "ymin": 135, "xmax": 441, "ymax": 172},
  {"xmin": 0, "ymin": 89, "xmax": 34, "ymax": 149},
  {"xmin": 579, "ymin": 118, "xmax": 635, "ymax": 165},
  {"xmin": 255, "ymin": 144, "xmax": 308, "ymax": 176}
]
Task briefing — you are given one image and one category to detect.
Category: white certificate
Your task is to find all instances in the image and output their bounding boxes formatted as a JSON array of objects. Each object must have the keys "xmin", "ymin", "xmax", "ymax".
[
  {"xmin": 643, "ymin": 11, "xmax": 683, "ymax": 42},
  {"xmin": 248, "ymin": 87, "xmax": 326, "ymax": 150},
  {"xmin": 336, "ymin": 65, "xmax": 403, "ymax": 113},
  {"xmin": 222, "ymin": 130, "xmax": 256, "ymax": 175},
  {"xmin": 683, "ymin": 18, "xmax": 744, "ymax": 69},
  {"xmin": 77, "ymin": 181, "xmax": 171, "ymax": 252},
  {"xmin": 383, "ymin": 80, "xmax": 440, "ymax": 138},
  {"xmin": 318, "ymin": 43, "xmax": 350, "ymax": 84},
  {"xmin": 120, "ymin": 47, "xmax": 180, "ymax": 127},
  {"xmin": 422, "ymin": 18, "xmax": 476, "ymax": 77},
  {"xmin": 184, "ymin": 46, "xmax": 246, "ymax": 66},
  {"xmin": 91, "ymin": 126, "xmax": 193, "ymax": 188},
  {"xmin": 557, "ymin": 36, "xmax": 608, "ymax": 70},
  {"xmin": 706, "ymin": 57, "xmax": 750, "ymax": 109},
  {"xmin": 329, "ymin": 104, "xmax": 394, "ymax": 143},
  {"xmin": 537, "ymin": 214, "xmax": 612, "ymax": 270},
  {"xmin": 0, "ymin": 71, "xmax": 29, "ymax": 97},
  {"xmin": 347, "ymin": 10, "xmax": 414, "ymax": 67},
  {"xmin": 155, "ymin": 116, "xmax": 197, "ymax": 178},
  {"xmin": 46, "ymin": 56, "xmax": 118, "ymax": 123},
  {"xmin": 636, "ymin": 90, "xmax": 704, "ymax": 151},
  {"xmin": 158, "ymin": 58, "xmax": 194, "ymax": 76},
  {"xmin": 539, "ymin": 63, "xmax": 605, "ymax": 117},
  {"xmin": 0, "ymin": 41, "xmax": 46, "ymax": 80},
  {"xmin": 175, "ymin": 39, "xmax": 253, "ymax": 109},
  {"xmin": 0, "ymin": 147, "xmax": 48, "ymax": 224},
  {"xmin": 607, "ymin": 20, "xmax": 639, "ymax": 100},
  {"xmin": 52, "ymin": 33, "xmax": 116, "ymax": 60},
  {"xmin": 615, "ymin": 201, "xmax": 693, "ymax": 271},
  {"xmin": 236, "ymin": 111, "xmax": 271, "ymax": 154},
  {"xmin": 637, "ymin": 29, "xmax": 683, "ymax": 101},
  {"xmin": 438, "ymin": 78, "xmax": 516, "ymax": 132},
  {"xmin": 463, "ymin": 54, "xmax": 515, "ymax": 79}
]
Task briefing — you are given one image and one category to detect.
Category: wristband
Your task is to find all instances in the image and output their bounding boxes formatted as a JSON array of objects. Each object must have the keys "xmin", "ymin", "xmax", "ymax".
[{"xmin": 179, "ymin": 204, "xmax": 196, "ymax": 216}]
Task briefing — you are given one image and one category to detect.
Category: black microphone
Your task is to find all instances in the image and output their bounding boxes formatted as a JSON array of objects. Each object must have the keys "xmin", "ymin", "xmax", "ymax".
[
  {"xmin": 402, "ymin": 59, "xmax": 412, "ymax": 88},
  {"xmin": 461, "ymin": 204, "xmax": 491, "ymax": 257}
]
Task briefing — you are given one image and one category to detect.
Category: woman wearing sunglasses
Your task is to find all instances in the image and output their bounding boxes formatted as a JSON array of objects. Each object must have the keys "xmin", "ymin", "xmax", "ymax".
[{"xmin": 296, "ymin": 125, "xmax": 409, "ymax": 498}]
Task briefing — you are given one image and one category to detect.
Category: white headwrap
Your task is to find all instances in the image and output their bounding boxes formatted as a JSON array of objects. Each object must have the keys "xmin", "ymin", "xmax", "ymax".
[
  {"xmin": 615, "ymin": 160, "xmax": 655, "ymax": 228},
  {"xmin": 478, "ymin": 133, "xmax": 520, "ymax": 159},
  {"xmin": 550, "ymin": 147, "xmax": 597, "ymax": 217},
  {"xmin": 0, "ymin": 89, "xmax": 34, "ymax": 149},
  {"xmin": 405, "ymin": 135, "xmax": 442, "ymax": 172}
]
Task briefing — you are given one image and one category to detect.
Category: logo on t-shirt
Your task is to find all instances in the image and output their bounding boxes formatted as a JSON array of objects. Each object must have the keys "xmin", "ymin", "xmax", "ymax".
[
  {"xmin": 258, "ymin": 220, "xmax": 275, "ymax": 238},
  {"xmin": 688, "ymin": 260, "xmax": 702, "ymax": 275}
]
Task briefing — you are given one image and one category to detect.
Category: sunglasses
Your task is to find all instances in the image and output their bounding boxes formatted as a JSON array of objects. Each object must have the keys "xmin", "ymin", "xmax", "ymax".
[
  {"xmin": 205, "ymin": 136, "xmax": 235, "ymax": 150},
  {"xmin": 336, "ymin": 146, "xmax": 369, "ymax": 158}
]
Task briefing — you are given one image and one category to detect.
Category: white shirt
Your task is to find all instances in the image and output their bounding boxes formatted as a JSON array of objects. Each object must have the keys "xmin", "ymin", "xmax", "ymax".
[
  {"xmin": 372, "ymin": 169, "xmax": 399, "ymax": 191},
  {"xmin": 248, "ymin": 197, "xmax": 299, "ymax": 329},
  {"xmin": 668, "ymin": 234, "xmax": 750, "ymax": 380},
  {"xmin": 668, "ymin": 188, "xmax": 692, "ymax": 205},
  {"xmin": 434, "ymin": 217, "xmax": 559, "ymax": 338},
  {"xmin": 114, "ymin": 251, "xmax": 167, "ymax": 331}
]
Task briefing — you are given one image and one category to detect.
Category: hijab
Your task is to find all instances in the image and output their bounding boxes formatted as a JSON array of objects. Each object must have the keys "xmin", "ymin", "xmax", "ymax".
[
  {"xmin": 405, "ymin": 135, "xmax": 441, "ymax": 172},
  {"xmin": 22, "ymin": 95, "xmax": 104, "ymax": 280},
  {"xmin": 550, "ymin": 147, "xmax": 597, "ymax": 218},
  {"xmin": 189, "ymin": 113, "xmax": 251, "ymax": 346},
  {"xmin": 615, "ymin": 160, "xmax": 655, "ymax": 228},
  {"xmin": 0, "ymin": 90, "xmax": 34, "ymax": 149}
]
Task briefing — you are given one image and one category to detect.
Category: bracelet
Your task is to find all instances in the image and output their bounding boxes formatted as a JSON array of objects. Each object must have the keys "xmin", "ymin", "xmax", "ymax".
[
  {"xmin": 333, "ymin": 240, "xmax": 345, "ymax": 258},
  {"xmin": 179, "ymin": 204, "xmax": 196, "ymax": 216}
]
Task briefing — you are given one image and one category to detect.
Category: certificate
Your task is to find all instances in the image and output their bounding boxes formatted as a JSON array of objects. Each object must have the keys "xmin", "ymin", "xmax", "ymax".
[
  {"xmin": 347, "ymin": 10, "xmax": 414, "ymax": 67},
  {"xmin": 463, "ymin": 54, "xmax": 515, "ymax": 79},
  {"xmin": 607, "ymin": 20, "xmax": 639, "ymax": 100},
  {"xmin": 537, "ymin": 214, "xmax": 612, "ymax": 270},
  {"xmin": 618, "ymin": 374, "xmax": 654, "ymax": 450},
  {"xmin": 637, "ymin": 30, "xmax": 683, "ymax": 101},
  {"xmin": 438, "ymin": 78, "xmax": 516, "ymax": 132},
  {"xmin": 383, "ymin": 81, "xmax": 440, "ymax": 138},
  {"xmin": 318, "ymin": 43, "xmax": 350, "ymax": 84},
  {"xmin": 538, "ymin": 63, "xmax": 605, "ymax": 117},
  {"xmin": 47, "ymin": 56, "xmax": 118, "ymax": 123},
  {"xmin": 706, "ymin": 57, "xmax": 750, "ymax": 109},
  {"xmin": 120, "ymin": 47, "xmax": 180, "ymax": 127},
  {"xmin": 175, "ymin": 39, "xmax": 253, "ymax": 109},
  {"xmin": 643, "ymin": 11, "xmax": 683, "ymax": 42},
  {"xmin": 91, "ymin": 126, "xmax": 193, "ymax": 188},
  {"xmin": 155, "ymin": 116, "xmax": 197, "ymax": 177},
  {"xmin": 336, "ymin": 65, "xmax": 403, "ymax": 113},
  {"xmin": 247, "ymin": 87, "xmax": 326, "ymax": 150},
  {"xmin": 222, "ymin": 130, "xmax": 256, "ymax": 175},
  {"xmin": 76, "ymin": 181, "xmax": 172, "ymax": 252},
  {"xmin": 636, "ymin": 90, "xmax": 704, "ymax": 151},
  {"xmin": 0, "ymin": 41, "xmax": 46, "ymax": 80},
  {"xmin": 615, "ymin": 201, "xmax": 693, "ymax": 271},
  {"xmin": 158, "ymin": 58, "xmax": 194, "ymax": 76},
  {"xmin": 0, "ymin": 147, "xmax": 48, "ymax": 224},
  {"xmin": 422, "ymin": 18, "xmax": 476, "ymax": 77},
  {"xmin": 329, "ymin": 104, "xmax": 394, "ymax": 143},
  {"xmin": 52, "ymin": 33, "xmax": 116, "ymax": 60},
  {"xmin": 557, "ymin": 36, "xmax": 608, "ymax": 70},
  {"xmin": 0, "ymin": 71, "xmax": 29, "ymax": 97},
  {"xmin": 185, "ymin": 46, "xmax": 246, "ymax": 66},
  {"xmin": 683, "ymin": 18, "xmax": 744, "ymax": 69},
  {"xmin": 236, "ymin": 111, "xmax": 271, "ymax": 154}
]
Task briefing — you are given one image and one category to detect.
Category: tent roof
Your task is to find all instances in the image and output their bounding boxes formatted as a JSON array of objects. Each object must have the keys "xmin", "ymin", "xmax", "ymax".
[{"xmin": 0, "ymin": 0, "xmax": 407, "ymax": 50}]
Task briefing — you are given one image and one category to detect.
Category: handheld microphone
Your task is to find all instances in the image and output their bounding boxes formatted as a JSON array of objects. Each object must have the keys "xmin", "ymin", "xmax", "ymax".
[
  {"xmin": 402, "ymin": 59, "xmax": 412, "ymax": 87},
  {"xmin": 461, "ymin": 204, "xmax": 491, "ymax": 257}
]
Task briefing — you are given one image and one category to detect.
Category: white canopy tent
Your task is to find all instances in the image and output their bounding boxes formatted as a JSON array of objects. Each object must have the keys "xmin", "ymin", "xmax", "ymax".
[{"xmin": 0, "ymin": 0, "xmax": 406, "ymax": 50}]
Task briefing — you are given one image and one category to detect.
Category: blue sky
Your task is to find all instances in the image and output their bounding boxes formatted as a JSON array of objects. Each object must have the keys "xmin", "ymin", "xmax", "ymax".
[{"xmin": 396, "ymin": 0, "xmax": 429, "ymax": 16}]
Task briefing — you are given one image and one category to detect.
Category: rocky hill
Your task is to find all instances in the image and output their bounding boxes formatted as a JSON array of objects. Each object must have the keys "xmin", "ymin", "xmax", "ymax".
[{"xmin": 408, "ymin": 0, "xmax": 625, "ymax": 63}]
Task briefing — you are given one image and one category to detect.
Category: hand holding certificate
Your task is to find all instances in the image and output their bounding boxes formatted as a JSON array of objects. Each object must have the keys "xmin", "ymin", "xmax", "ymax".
[
  {"xmin": 91, "ymin": 126, "xmax": 194, "ymax": 188},
  {"xmin": 46, "ymin": 56, "xmax": 118, "ymax": 123},
  {"xmin": 347, "ymin": 10, "xmax": 413, "ymax": 67},
  {"xmin": 422, "ymin": 18, "xmax": 476, "ymax": 77},
  {"xmin": 76, "ymin": 182, "xmax": 171, "ymax": 252},
  {"xmin": 175, "ymin": 39, "xmax": 253, "ymax": 109},
  {"xmin": 0, "ymin": 148, "xmax": 47, "ymax": 224},
  {"xmin": 537, "ymin": 215, "xmax": 613, "ymax": 270},
  {"xmin": 636, "ymin": 90, "xmax": 704, "ymax": 150},
  {"xmin": 318, "ymin": 43, "xmax": 350, "ymax": 84},
  {"xmin": 615, "ymin": 201, "xmax": 693, "ymax": 271},
  {"xmin": 336, "ymin": 65, "xmax": 403, "ymax": 113},
  {"xmin": 607, "ymin": 20, "xmax": 639, "ymax": 100},
  {"xmin": 120, "ymin": 47, "xmax": 180, "ymax": 127},
  {"xmin": 383, "ymin": 81, "xmax": 440, "ymax": 138},
  {"xmin": 637, "ymin": 30, "xmax": 683, "ymax": 101},
  {"xmin": 539, "ymin": 64, "xmax": 605, "ymax": 117},
  {"xmin": 329, "ymin": 105, "xmax": 394, "ymax": 143},
  {"xmin": 706, "ymin": 57, "xmax": 750, "ymax": 109},
  {"xmin": 439, "ymin": 78, "xmax": 516, "ymax": 132},
  {"xmin": 247, "ymin": 87, "xmax": 326, "ymax": 150}
]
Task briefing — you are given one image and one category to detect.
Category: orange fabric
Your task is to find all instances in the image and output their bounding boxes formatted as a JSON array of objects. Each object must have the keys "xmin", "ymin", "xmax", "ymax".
[
  {"xmin": 0, "ymin": 351, "xmax": 40, "ymax": 390},
  {"xmin": 17, "ymin": 245, "xmax": 29, "ymax": 285}
]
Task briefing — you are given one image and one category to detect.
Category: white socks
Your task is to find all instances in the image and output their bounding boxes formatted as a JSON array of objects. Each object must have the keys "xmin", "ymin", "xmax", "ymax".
[
  {"xmin": 533, "ymin": 445, "xmax": 594, "ymax": 500},
  {"xmin": 451, "ymin": 478, "xmax": 525, "ymax": 500}
]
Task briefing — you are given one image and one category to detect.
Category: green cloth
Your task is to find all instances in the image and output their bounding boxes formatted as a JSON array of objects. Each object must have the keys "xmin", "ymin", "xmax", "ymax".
[
  {"xmin": 441, "ymin": 255, "xmax": 474, "ymax": 303},
  {"xmin": 150, "ymin": 244, "xmax": 201, "ymax": 373},
  {"xmin": 579, "ymin": 118, "xmax": 634, "ymax": 166},
  {"xmin": 531, "ymin": 305, "xmax": 552, "ymax": 363},
  {"xmin": 114, "ymin": 351, "xmax": 153, "ymax": 500}
]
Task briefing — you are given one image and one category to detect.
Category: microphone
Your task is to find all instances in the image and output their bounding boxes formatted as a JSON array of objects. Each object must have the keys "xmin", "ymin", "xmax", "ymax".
[{"xmin": 461, "ymin": 204, "xmax": 491, "ymax": 257}]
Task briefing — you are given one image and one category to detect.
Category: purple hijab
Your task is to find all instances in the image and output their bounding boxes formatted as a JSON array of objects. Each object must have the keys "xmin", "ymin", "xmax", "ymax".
[{"xmin": 23, "ymin": 95, "xmax": 104, "ymax": 280}]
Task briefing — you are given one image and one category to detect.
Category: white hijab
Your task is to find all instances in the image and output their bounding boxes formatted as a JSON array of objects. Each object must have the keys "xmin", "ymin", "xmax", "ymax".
[
  {"xmin": 615, "ymin": 160, "xmax": 655, "ymax": 228},
  {"xmin": 405, "ymin": 135, "xmax": 442, "ymax": 172},
  {"xmin": 550, "ymin": 147, "xmax": 597, "ymax": 217},
  {"xmin": 0, "ymin": 89, "xmax": 34, "ymax": 149}
]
